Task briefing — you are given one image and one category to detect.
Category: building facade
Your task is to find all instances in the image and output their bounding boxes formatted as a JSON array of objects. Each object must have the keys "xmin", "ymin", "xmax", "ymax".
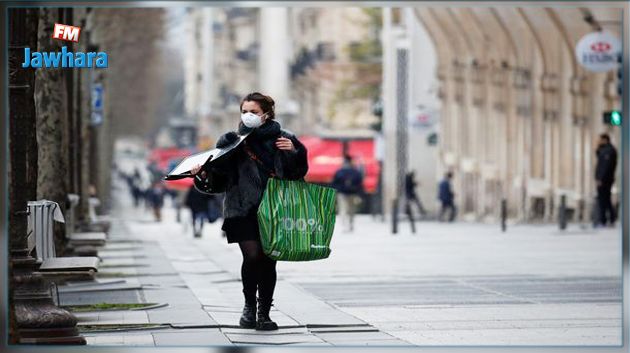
[
  {"xmin": 288, "ymin": 8, "xmax": 381, "ymax": 136},
  {"xmin": 382, "ymin": 7, "xmax": 623, "ymax": 222},
  {"xmin": 185, "ymin": 7, "xmax": 383, "ymax": 139},
  {"xmin": 184, "ymin": 8, "xmax": 262, "ymax": 146}
]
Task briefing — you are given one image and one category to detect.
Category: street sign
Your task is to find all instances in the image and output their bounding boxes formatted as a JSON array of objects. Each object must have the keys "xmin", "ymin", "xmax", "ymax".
[
  {"xmin": 409, "ymin": 106, "xmax": 438, "ymax": 129},
  {"xmin": 575, "ymin": 31, "xmax": 621, "ymax": 72},
  {"xmin": 91, "ymin": 83, "xmax": 104, "ymax": 126},
  {"xmin": 90, "ymin": 111, "xmax": 103, "ymax": 126},
  {"xmin": 92, "ymin": 83, "xmax": 103, "ymax": 111}
]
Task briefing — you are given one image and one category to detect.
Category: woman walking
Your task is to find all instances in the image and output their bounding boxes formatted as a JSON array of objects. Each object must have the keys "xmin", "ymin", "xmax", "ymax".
[{"xmin": 190, "ymin": 92, "xmax": 308, "ymax": 330}]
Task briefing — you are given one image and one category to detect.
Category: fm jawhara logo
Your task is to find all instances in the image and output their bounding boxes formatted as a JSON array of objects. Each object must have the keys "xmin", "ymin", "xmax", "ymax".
[{"xmin": 22, "ymin": 23, "xmax": 108, "ymax": 68}]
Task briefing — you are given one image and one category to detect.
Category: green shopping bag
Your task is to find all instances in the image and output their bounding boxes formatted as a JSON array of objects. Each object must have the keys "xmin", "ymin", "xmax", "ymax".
[{"xmin": 257, "ymin": 178, "xmax": 336, "ymax": 261}]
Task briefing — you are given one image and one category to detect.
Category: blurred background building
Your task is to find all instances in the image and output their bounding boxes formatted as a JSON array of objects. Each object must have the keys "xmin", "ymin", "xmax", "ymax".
[
  {"xmin": 391, "ymin": 8, "xmax": 622, "ymax": 223},
  {"xmin": 288, "ymin": 8, "xmax": 381, "ymax": 135},
  {"xmin": 9, "ymin": 6, "xmax": 621, "ymax": 246},
  {"xmin": 18, "ymin": 6, "xmax": 621, "ymax": 222},
  {"xmin": 184, "ymin": 8, "xmax": 381, "ymax": 136},
  {"xmin": 179, "ymin": 6, "xmax": 623, "ymax": 224}
]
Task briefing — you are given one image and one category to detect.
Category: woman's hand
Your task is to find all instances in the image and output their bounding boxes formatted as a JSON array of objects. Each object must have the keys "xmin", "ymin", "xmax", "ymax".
[
  {"xmin": 275, "ymin": 137, "xmax": 295, "ymax": 151},
  {"xmin": 190, "ymin": 164, "xmax": 206, "ymax": 178}
]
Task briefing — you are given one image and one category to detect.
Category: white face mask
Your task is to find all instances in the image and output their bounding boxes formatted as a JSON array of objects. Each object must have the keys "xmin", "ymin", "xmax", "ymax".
[{"xmin": 241, "ymin": 112, "xmax": 267, "ymax": 128}]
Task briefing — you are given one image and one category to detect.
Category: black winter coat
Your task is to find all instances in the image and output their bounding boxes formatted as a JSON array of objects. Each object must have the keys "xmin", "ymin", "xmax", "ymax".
[
  {"xmin": 185, "ymin": 186, "xmax": 213, "ymax": 214},
  {"xmin": 595, "ymin": 143, "xmax": 617, "ymax": 185},
  {"xmin": 194, "ymin": 120, "xmax": 308, "ymax": 219},
  {"xmin": 404, "ymin": 173, "xmax": 417, "ymax": 198},
  {"xmin": 331, "ymin": 166, "xmax": 363, "ymax": 195}
]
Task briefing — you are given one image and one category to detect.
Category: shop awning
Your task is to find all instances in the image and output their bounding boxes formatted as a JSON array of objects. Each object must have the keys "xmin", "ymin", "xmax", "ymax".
[
  {"xmin": 149, "ymin": 147, "xmax": 196, "ymax": 172},
  {"xmin": 300, "ymin": 136, "xmax": 380, "ymax": 194}
]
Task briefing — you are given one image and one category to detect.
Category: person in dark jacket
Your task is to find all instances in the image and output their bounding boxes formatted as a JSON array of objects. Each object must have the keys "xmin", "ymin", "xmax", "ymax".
[
  {"xmin": 595, "ymin": 133, "xmax": 618, "ymax": 226},
  {"xmin": 146, "ymin": 181, "xmax": 165, "ymax": 222},
  {"xmin": 129, "ymin": 168, "xmax": 143, "ymax": 207},
  {"xmin": 438, "ymin": 172, "xmax": 456, "ymax": 222},
  {"xmin": 185, "ymin": 185, "xmax": 219, "ymax": 238},
  {"xmin": 190, "ymin": 92, "xmax": 308, "ymax": 331},
  {"xmin": 405, "ymin": 171, "xmax": 427, "ymax": 219},
  {"xmin": 331, "ymin": 155, "xmax": 363, "ymax": 232}
]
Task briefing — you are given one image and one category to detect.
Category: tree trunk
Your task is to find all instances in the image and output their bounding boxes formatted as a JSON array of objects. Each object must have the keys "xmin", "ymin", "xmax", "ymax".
[
  {"xmin": 87, "ymin": 9, "xmax": 113, "ymax": 212},
  {"xmin": 34, "ymin": 8, "xmax": 69, "ymax": 253},
  {"xmin": 73, "ymin": 9, "xmax": 91, "ymax": 224},
  {"xmin": 65, "ymin": 8, "xmax": 76, "ymax": 196}
]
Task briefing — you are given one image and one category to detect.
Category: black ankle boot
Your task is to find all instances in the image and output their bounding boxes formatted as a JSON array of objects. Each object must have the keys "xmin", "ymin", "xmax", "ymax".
[
  {"xmin": 239, "ymin": 300, "xmax": 256, "ymax": 329},
  {"xmin": 256, "ymin": 298, "xmax": 278, "ymax": 331}
]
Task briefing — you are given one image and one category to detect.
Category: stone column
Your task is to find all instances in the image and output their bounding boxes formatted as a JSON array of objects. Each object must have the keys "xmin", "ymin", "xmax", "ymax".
[{"xmin": 258, "ymin": 8, "xmax": 292, "ymax": 122}]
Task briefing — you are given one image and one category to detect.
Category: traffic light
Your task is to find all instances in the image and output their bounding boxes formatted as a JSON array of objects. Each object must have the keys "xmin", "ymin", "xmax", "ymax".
[
  {"xmin": 603, "ymin": 110, "xmax": 622, "ymax": 126},
  {"xmin": 370, "ymin": 99, "xmax": 383, "ymax": 132},
  {"xmin": 372, "ymin": 100, "xmax": 383, "ymax": 117}
]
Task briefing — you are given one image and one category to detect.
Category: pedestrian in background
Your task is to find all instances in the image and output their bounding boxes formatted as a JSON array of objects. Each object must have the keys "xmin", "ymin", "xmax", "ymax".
[
  {"xmin": 595, "ymin": 133, "xmax": 618, "ymax": 227},
  {"xmin": 438, "ymin": 172, "xmax": 456, "ymax": 222},
  {"xmin": 147, "ymin": 181, "xmax": 165, "ymax": 222},
  {"xmin": 191, "ymin": 92, "xmax": 308, "ymax": 331},
  {"xmin": 128, "ymin": 168, "xmax": 143, "ymax": 207},
  {"xmin": 405, "ymin": 170, "xmax": 427, "ymax": 220},
  {"xmin": 185, "ymin": 185, "xmax": 222, "ymax": 238},
  {"xmin": 332, "ymin": 154, "xmax": 364, "ymax": 232},
  {"xmin": 147, "ymin": 160, "xmax": 162, "ymax": 183},
  {"xmin": 173, "ymin": 189, "xmax": 187, "ymax": 223}
]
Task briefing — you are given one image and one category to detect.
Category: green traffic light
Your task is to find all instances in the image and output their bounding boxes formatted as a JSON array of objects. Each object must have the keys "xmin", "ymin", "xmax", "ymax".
[{"xmin": 611, "ymin": 111, "xmax": 622, "ymax": 126}]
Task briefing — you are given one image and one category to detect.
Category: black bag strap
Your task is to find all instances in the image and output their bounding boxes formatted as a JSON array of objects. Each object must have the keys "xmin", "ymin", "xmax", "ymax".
[{"xmin": 243, "ymin": 143, "xmax": 277, "ymax": 178}]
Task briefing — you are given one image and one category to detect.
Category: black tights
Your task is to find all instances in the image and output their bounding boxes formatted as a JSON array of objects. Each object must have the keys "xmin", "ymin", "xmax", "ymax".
[{"xmin": 238, "ymin": 240, "xmax": 277, "ymax": 304}]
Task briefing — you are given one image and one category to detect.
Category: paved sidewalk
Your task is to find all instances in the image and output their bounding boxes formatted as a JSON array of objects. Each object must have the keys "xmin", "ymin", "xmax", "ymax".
[
  {"xmin": 70, "ymin": 180, "xmax": 409, "ymax": 346},
  {"xmin": 70, "ymin": 176, "xmax": 622, "ymax": 346},
  {"xmin": 190, "ymin": 216, "xmax": 622, "ymax": 346}
]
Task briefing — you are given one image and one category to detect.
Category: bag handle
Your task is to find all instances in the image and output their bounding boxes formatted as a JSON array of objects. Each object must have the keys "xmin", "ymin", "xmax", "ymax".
[{"xmin": 243, "ymin": 143, "xmax": 277, "ymax": 178}]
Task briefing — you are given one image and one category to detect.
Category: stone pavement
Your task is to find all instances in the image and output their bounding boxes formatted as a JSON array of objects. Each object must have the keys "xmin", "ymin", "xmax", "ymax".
[
  {"xmin": 69, "ymin": 176, "xmax": 622, "ymax": 346},
  {"xmin": 276, "ymin": 217, "xmax": 622, "ymax": 346},
  {"xmin": 190, "ymin": 216, "xmax": 622, "ymax": 346},
  {"xmin": 67, "ymin": 181, "xmax": 408, "ymax": 346}
]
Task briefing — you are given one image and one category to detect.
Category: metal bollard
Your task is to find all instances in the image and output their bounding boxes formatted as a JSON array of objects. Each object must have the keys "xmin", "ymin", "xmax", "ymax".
[
  {"xmin": 392, "ymin": 198, "xmax": 398, "ymax": 234},
  {"xmin": 559, "ymin": 194, "xmax": 567, "ymax": 230},
  {"xmin": 501, "ymin": 198, "xmax": 507, "ymax": 232}
]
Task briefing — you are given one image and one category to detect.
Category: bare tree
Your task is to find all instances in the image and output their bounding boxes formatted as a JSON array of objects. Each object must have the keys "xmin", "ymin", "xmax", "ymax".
[
  {"xmin": 90, "ymin": 8, "xmax": 167, "ymax": 138},
  {"xmin": 77, "ymin": 8, "xmax": 168, "ymax": 207}
]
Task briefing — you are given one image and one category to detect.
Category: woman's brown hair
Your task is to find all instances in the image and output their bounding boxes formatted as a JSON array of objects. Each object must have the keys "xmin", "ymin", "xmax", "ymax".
[{"xmin": 240, "ymin": 92, "xmax": 275, "ymax": 120}]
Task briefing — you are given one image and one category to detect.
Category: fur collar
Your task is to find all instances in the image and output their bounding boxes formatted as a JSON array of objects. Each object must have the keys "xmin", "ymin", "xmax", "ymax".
[{"xmin": 238, "ymin": 120, "xmax": 281, "ymax": 140}]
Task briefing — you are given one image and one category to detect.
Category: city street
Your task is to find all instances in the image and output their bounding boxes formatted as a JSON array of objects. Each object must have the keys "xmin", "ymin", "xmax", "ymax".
[
  {"xmin": 7, "ymin": 6, "xmax": 625, "ymax": 348},
  {"xmin": 70, "ymin": 175, "xmax": 622, "ymax": 346}
]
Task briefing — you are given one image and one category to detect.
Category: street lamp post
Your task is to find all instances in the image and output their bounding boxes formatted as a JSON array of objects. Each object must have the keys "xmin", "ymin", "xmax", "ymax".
[{"xmin": 392, "ymin": 38, "xmax": 413, "ymax": 234}]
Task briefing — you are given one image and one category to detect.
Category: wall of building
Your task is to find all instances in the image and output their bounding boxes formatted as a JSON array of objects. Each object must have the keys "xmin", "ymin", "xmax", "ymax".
[
  {"xmin": 288, "ymin": 8, "xmax": 380, "ymax": 136},
  {"xmin": 400, "ymin": 7, "xmax": 623, "ymax": 222}
]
